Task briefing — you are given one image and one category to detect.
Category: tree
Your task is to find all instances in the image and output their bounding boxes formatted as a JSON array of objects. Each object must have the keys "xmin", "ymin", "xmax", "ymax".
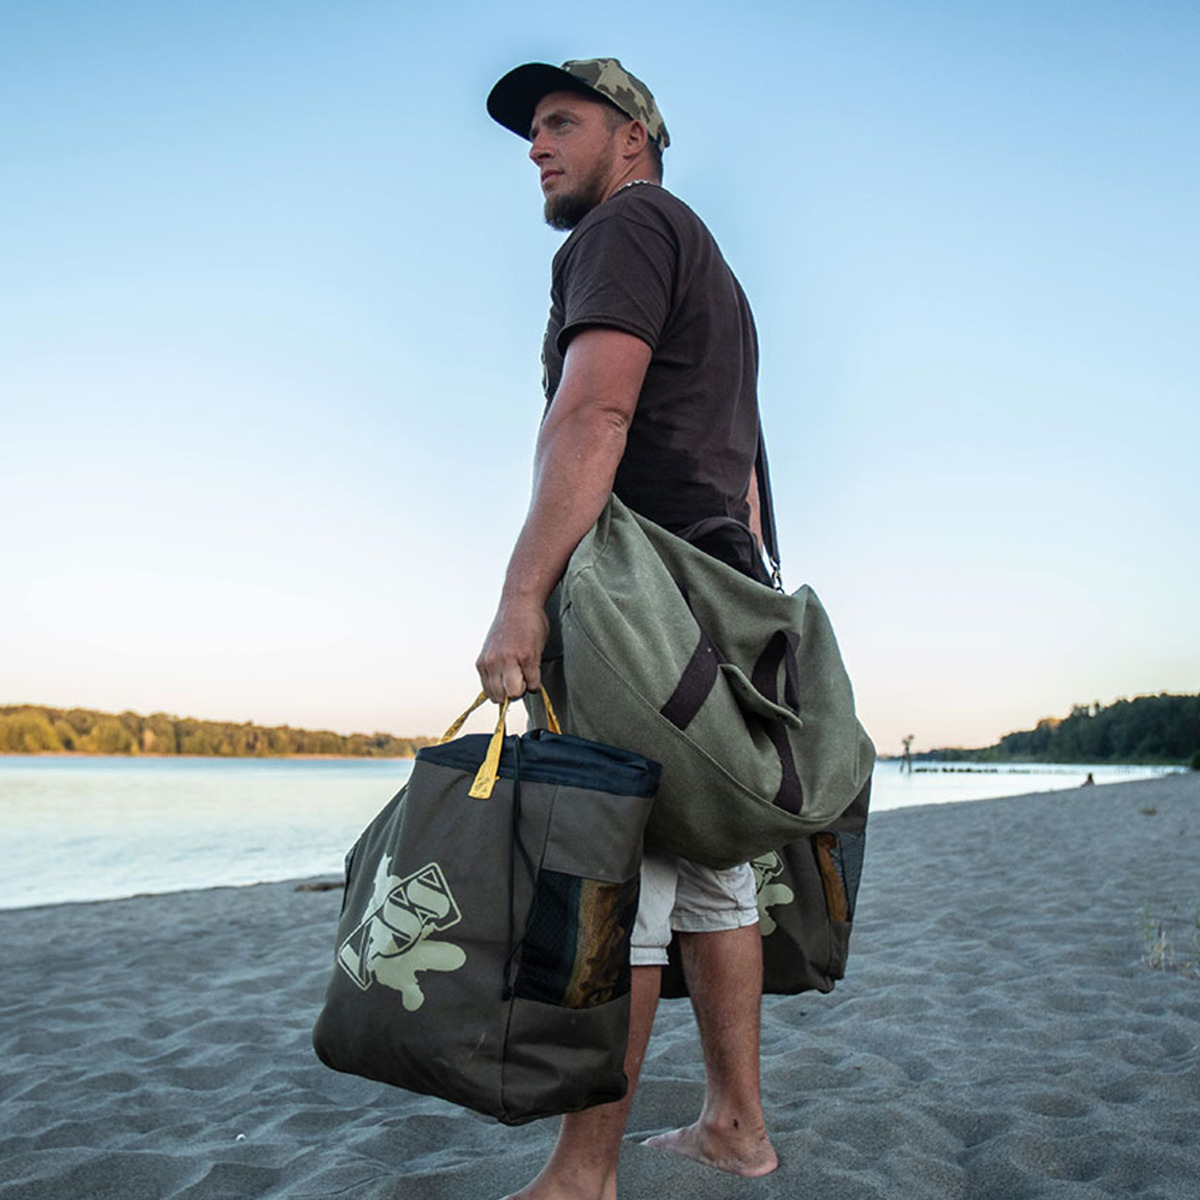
[
  {"xmin": 81, "ymin": 718, "xmax": 134, "ymax": 754},
  {"xmin": 1, "ymin": 703, "xmax": 436, "ymax": 758},
  {"xmin": 0, "ymin": 712, "xmax": 63, "ymax": 752}
]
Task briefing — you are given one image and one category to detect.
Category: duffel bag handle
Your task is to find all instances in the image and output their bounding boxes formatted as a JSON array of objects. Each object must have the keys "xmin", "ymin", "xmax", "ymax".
[{"xmin": 438, "ymin": 689, "xmax": 561, "ymax": 801}]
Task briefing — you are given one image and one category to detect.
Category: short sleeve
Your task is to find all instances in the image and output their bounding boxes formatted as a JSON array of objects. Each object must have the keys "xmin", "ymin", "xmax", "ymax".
[{"xmin": 556, "ymin": 204, "xmax": 676, "ymax": 354}]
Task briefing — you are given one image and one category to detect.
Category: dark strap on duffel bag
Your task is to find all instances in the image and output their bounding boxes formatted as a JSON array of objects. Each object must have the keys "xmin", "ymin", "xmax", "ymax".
[{"xmin": 755, "ymin": 424, "xmax": 783, "ymax": 589}]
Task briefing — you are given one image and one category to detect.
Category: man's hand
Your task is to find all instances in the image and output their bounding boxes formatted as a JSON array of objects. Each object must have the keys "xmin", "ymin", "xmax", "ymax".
[{"xmin": 475, "ymin": 597, "xmax": 550, "ymax": 702}]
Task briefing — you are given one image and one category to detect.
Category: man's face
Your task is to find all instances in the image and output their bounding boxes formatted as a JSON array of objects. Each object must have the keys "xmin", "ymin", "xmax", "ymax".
[{"xmin": 528, "ymin": 91, "xmax": 623, "ymax": 231}]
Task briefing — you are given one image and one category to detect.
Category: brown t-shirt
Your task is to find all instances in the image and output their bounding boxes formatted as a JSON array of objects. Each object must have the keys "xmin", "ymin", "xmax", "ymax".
[{"xmin": 542, "ymin": 184, "xmax": 760, "ymax": 535}]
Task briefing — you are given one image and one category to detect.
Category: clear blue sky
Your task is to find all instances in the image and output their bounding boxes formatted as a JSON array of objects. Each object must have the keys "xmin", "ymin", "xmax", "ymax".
[{"xmin": 2, "ymin": 0, "xmax": 1196, "ymax": 752}]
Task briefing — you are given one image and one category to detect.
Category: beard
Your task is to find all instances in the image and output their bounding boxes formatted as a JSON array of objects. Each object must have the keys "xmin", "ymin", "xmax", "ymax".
[
  {"xmin": 543, "ymin": 150, "xmax": 614, "ymax": 231},
  {"xmin": 544, "ymin": 189, "xmax": 600, "ymax": 231}
]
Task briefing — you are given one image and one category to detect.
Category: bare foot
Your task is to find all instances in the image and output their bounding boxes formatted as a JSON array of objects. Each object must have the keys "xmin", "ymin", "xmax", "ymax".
[
  {"xmin": 642, "ymin": 1119, "xmax": 779, "ymax": 1178},
  {"xmin": 500, "ymin": 1166, "xmax": 617, "ymax": 1200},
  {"xmin": 500, "ymin": 1187, "xmax": 616, "ymax": 1200}
]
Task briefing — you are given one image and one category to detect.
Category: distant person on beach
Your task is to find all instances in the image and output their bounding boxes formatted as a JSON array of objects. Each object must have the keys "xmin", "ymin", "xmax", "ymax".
[{"xmin": 476, "ymin": 58, "xmax": 778, "ymax": 1197}]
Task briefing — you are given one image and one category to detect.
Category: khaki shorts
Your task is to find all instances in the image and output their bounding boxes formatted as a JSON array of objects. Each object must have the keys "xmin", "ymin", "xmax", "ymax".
[{"xmin": 631, "ymin": 851, "xmax": 759, "ymax": 967}]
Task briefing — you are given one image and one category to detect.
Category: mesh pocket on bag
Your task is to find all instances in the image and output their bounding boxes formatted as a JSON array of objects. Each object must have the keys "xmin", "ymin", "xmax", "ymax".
[
  {"xmin": 814, "ymin": 831, "xmax": 866, "ymax": 921},
  {"xmin": 514, "ymin": 871, "xmax": 639, "ymax": 1008}
]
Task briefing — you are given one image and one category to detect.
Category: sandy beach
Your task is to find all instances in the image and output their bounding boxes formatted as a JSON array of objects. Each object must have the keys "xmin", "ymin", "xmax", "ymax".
[{"xmin": 2, "ymin": 772, "xmax": 1197, "ymax": 1199}]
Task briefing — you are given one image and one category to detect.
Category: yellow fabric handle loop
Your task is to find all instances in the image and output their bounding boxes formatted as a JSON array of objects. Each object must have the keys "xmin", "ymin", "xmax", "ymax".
[
  {"xmin": 469, "ymin": 697, "xmax": 509, "ymax": 799},
  {"xmin": 438, "ymin": 689, "xmax": 563, "ymax": 800},
  {"xmin": 540, "ymin": 688, "xmax": 562, "ymax": 735},
  {"xmin": 439, "ymin": 691, "xmax": 490, "ymax": 744}
]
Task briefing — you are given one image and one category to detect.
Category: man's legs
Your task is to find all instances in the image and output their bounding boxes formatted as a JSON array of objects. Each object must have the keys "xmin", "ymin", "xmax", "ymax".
[
  {"xmin": 503, "ymin": 964, "xmax": 661, "ymax": 1200},
  {"xmin": 641, "ymin": 924, "xmax": 778, "ymax": 1176},
  {"xmin": 502, "ymin": 854, "xmax": 777, "ymax": 1199}
]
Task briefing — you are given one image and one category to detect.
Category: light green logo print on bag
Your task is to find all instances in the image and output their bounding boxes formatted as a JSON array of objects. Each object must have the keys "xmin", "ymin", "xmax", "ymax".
[
  {"xmin": 751, "ymin": 852, "xmax": 795, "ymax": 937},
  {"xmin": 337, "ymin": 859, "xmax": 467, "ymax": 1011}
]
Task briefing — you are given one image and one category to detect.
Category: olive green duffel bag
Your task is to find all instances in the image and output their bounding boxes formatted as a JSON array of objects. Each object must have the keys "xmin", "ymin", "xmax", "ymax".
[{"xmin": 538, "ymin": 495, "xmax": 875, "ymax": 870}]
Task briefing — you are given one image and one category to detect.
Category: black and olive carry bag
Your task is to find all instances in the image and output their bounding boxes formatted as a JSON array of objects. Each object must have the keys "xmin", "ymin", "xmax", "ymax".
[
  {"xmin": 312, "ymin": 692, "xmax": 660, "ymax": 1124},
  {"xmin": 662, "ymin": 778, "xmax": 870, "ymax": 998}
]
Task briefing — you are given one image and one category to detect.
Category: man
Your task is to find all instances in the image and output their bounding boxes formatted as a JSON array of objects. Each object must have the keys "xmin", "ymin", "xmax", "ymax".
[{"xmin": 477, "ymin": 58, "xmax": 779, "ymax": 1199}]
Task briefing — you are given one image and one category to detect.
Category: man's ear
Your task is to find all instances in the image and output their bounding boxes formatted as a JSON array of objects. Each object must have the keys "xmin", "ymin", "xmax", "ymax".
[{"xmin": 621, "ymin": 119, "xmax": 649, "ymax": 161}]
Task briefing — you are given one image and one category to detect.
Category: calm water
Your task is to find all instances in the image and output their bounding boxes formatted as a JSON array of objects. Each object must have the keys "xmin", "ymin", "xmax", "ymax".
[
  {"xmin": 0, "ymin": 756, "xmax": 413, "ymax": 910},
  {"xmin": 0, "ymin": 756, "xmax": 1181, "ymax": 910}
]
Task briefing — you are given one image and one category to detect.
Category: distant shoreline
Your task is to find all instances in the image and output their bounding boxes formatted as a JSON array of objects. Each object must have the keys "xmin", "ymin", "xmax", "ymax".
[
  {"xmin": 0, "ymin": 704, "xmax": 435, "ymax": 758},
  {"xmin": 873, "ymin": 758, "xmax": 1190, "ymax": 768},
  {"xmin": 8, "ymin": 752, "xmax": 1189, "ymax": 767},
  {"xmin": 877, "ymin": 754, "xmax": 1190, "ymax": 769}
]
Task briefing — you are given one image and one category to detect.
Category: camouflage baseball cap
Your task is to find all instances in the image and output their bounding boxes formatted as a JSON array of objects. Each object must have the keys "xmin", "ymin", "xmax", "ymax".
[{"xmin": 487, "ymin": 58, "xmax": 670, "ymax": 149}]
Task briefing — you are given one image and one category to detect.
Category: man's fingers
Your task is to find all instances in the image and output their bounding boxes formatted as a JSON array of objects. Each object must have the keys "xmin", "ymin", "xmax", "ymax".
[
  {"xmin": 501, "ymin": 664, "xmax": 528, "ymax": 701},
  {"xmin": 476, "ymin": 603, "xmax": 549, "ymax": 703},
  {"xmin": 476, "ymin": 657, "xmax": 507, "ymax": 705},
  {"xmin": 523, "ymin": 660, "xmax": 542, "ymax": 695},
  {"xmin": 476, "ymin": 661, "xmax": 533, "ymax": 704},
  {"xmin": 476, "ymin": 656, "xmax": 498, "ymax": 704}
]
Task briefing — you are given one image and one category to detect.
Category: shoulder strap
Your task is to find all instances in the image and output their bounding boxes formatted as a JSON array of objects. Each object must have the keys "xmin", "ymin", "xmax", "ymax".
[{"xmin": 755, "ymin": 426, "xmax": 783, "ymax": 589}]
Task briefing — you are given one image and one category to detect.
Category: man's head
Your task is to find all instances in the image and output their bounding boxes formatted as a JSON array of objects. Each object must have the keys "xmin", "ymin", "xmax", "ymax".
[{"xmin": 487, "ymin": 58, "xmax": 668, "ymax": 230}]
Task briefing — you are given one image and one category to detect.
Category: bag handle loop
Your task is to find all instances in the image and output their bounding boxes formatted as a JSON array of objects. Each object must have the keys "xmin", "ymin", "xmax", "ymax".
[{"xmin": 437, "ymin": 689, "xmax": 562, "ymax": 801}]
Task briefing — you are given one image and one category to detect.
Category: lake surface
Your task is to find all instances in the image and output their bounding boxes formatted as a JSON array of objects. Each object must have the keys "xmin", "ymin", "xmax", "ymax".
[{"xmin": 0, "ymin": 756, "xmax": 1182, "ymax": 910}]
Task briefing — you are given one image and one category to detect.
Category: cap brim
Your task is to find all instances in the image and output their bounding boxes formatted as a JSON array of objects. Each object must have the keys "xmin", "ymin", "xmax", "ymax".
[{"xmin": 486, "ymin": 63, "xmax": 603, "ymax": 140}]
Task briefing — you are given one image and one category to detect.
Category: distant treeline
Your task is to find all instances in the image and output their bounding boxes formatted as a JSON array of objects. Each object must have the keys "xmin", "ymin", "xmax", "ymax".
[
  {"xmin": 925, "ymin": 693, "xmax": 1200, "ymax": 767},
  {"xmin": 0, "ymin": 704, "xmax": 436, "ymax": 758}
]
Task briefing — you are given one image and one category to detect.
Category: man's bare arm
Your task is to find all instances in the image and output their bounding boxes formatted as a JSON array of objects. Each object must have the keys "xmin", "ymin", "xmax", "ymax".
[
  {"xmin": 746, "ymin": 464, "xmax": 764, "ymax": 549},
  {"xmin": 476, "ymin": 327, "xmax": 652, "ymax": 702}
]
